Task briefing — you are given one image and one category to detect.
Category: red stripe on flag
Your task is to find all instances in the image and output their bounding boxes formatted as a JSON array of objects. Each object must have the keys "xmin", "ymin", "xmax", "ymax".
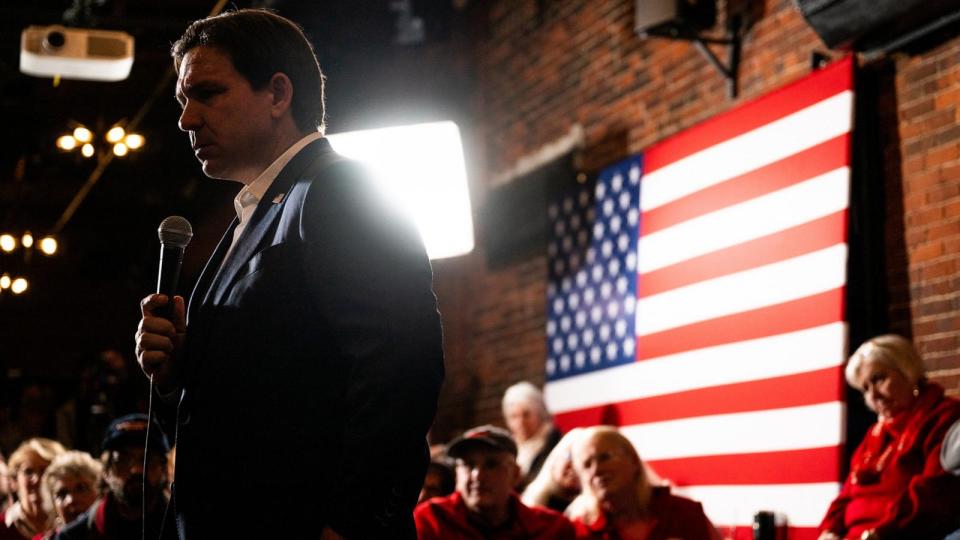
[
  {"xmin": 552, "ymin": 368, "xmax": 844, "ymax": 430},
  {"xmin": 644, "ymin": 57, "xmax": 853, "ymax": 173},
  {"xmin": 642, "ymin": 134, "xmax": 850, "ymax": 235},
  {"xmin": 648, "ymin": 446, "xmax": 843, "ymax": 486},
  {"xmin": 716, "ymin": 526, "xmax": 820, "ymax": 540},
  {"xmin": 639, "ymin": 212, "xmax": 848, "ymax": 297},
  {"xmin": 636, "ymin": 289, "xmax": 845, "ymax": 360}
]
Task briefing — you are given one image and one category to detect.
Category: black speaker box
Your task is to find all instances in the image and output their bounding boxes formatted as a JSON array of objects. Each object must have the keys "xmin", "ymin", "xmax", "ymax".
[{"xmin": 796, "ymin": 0, "xmax": 960, "ymax": 53}]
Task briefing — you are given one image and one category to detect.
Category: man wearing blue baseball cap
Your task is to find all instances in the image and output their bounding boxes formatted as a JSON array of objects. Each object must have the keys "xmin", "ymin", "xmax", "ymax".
[{"xmin": 53, "ymin": 414, "xmax": 169, "ymax": 540}]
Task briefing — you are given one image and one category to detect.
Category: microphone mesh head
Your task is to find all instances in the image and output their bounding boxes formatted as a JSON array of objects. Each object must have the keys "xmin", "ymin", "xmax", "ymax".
[{"xmin": 158, "ymin": 215, "xmax": 193, "ymax": 249}]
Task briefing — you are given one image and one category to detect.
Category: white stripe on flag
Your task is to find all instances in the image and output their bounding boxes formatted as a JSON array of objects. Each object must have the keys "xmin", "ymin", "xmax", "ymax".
[
  {"xmin": 638, "ymin": 167, "xmax": 850, "ymax": 274},
  {"xmin": 674, "ymin": 482, "xmax": 840, "ymax": 528},
  {"xmin": 640, "ymin": 91, "xmax": 853, "ymax": 212},
  {"xmin": 636, "ymin": 244, "xmax": 848, "ymax": 336},
  {"xmin": 543, "ymin": 322, "xmax": 847, "ymax": 413},
  {"xmin": 621, "ymin": 402, "xmax": 845, "ymax": 460}
]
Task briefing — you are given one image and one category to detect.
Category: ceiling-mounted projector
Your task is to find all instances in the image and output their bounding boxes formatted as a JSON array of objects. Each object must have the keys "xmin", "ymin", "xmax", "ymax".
[{"xmin": 20, "ymin": 25, "xmax": 134, "ymax": 82}]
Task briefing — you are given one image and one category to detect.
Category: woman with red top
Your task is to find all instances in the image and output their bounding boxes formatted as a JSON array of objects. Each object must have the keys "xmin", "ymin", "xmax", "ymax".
[
  {"xmin": 818, "ymin": 334, "xmax": 960, "ymax": 540},
  {"xmin": 568, "ymin": 426, "xmax": 719, "ymax": 540},
  {"xmin": 0, "ymin": 439, "xmax": 65, "ymax": 540}
]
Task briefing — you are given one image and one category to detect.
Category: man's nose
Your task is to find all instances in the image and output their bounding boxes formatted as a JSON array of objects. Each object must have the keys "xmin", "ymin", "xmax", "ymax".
[{"xmin": 178, "ymin": 102, "xmax": 201, "ymax": 133}]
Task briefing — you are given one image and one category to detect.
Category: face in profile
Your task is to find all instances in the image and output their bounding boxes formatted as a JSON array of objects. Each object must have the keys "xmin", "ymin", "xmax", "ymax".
[
  {"xmin": 51, "ymin": 473, "xmax": 97, "ymax": 524},
  {"xmin": 856, "ymin": 361, "xmax": 916, "ymax": 419},
  {"xmin": 175, "ymin": 45, "xmax": 278, "ymax": 183},
  {"xmin": 573, "ymin": 433, "xmax": 641, "ymax": 505},
  {"xmin": 504, "ymin": 403, "xmax": 542, "ymax": 442},
  {"xmin": 454, "ymin": 446, "xmax": 519, "ymax": 514}
]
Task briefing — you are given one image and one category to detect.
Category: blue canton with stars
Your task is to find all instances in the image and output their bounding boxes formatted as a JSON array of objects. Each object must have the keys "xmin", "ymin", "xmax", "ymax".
[{"xmin": 546, "ymin": 155, "xmax": 643, "ymax": 381}]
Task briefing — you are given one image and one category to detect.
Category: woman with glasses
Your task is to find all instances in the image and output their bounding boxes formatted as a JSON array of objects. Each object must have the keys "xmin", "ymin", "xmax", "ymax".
[{"xmin": 0, "ymin": 439, "xmax": 65, "ymax": 540}]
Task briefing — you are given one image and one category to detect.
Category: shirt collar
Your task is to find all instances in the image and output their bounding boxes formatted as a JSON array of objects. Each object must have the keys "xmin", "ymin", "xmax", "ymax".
[{"xmin": 233, "ymin": 131, "xmax": 325, "ymax": 221}]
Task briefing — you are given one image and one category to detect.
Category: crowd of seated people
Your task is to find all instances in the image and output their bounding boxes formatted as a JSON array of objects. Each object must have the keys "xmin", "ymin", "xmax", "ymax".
[
  {"xmin": 0, "ymin": 415, "xmax": 169, "ymax": 540},
  {"xmin": 1, "ymin": 334, "xmax": 959, "ymax": 540}
]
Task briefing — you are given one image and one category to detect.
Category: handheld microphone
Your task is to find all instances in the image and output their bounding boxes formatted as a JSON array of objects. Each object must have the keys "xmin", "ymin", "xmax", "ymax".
[{"xmin": 156, "ymin": 215, "xmax": 193, "ymax": 319}]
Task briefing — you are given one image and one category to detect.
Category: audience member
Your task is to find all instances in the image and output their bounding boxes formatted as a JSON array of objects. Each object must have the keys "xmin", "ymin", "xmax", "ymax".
[
  {"xmin": 0, "ymin": 439, "xmax": 66, "ymax": 540},
  {"xmin": 52, "ymin": 414, "xmax": 169, "ymax": 540},
  {"xmin": 415, "ymin": 425, "xmax": 575, "ymax": 539},
  {"xmin": 945, "ymin": 418, "xmax": 960, "ymax": 540},
  {"xmin": 943, "ymin": 417, "xmax": 960, "ymax": 475},
  {"xmin": 35, "ymin": 452, "xmax": 101, "ymax": 539},
  {"xmin": 818, "ymin": 335, "xmax": 960, "ymax": 540},
  {"xmin": 569, "ymin": 426, "xmax": 719, "ymax": 540},
  {"xmin": 522, "ymin": 427, "xmax": 583, "ymax": 513},
  {"xmin": 418, "ymin": 460, "xmax": 455, "ymax": 505},
  {"xmin": 0, "ymin": 454, "xmax": 10, "ymax": 514},
  {"xmin": 502, "ymin": 382, "xmax": 561, "ymax": 489}
]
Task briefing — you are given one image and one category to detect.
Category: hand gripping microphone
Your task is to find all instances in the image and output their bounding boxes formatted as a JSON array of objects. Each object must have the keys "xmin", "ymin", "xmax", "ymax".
[{"xmin": 156, "ymin": 215, "xmax": 193, "ymax": 319}]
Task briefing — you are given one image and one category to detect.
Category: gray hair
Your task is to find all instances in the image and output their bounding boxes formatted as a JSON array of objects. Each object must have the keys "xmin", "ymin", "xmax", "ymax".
[
  {"xmin": 502, "ymin": 381, "xmax": 551, "ymax": 421},
  {"xmin": 845, "ymin": 334, "xmax": 925, "ymax": 390},
  {"xmin": 41, "ymin": 451, "xmax": 102, "ymax": 519}
]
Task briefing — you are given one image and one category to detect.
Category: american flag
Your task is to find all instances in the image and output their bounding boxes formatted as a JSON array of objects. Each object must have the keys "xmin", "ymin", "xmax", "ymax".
[{"xmin": 545, "ymin": 58, "xmax": 854, "ymax": 539}]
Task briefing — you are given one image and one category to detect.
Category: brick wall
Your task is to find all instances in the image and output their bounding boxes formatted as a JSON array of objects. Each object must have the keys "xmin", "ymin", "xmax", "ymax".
[{"xmin": 430, "ymin": 0, "xmax": 960, "ymax": 440}]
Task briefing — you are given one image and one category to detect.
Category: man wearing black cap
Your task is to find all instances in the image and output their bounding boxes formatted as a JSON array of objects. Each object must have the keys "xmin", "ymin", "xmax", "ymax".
[
  {"xmin": 415, "ymin": 425, "xmax": 575, "ymax": 539},
  {"xmin": 53, "ymin": 414, "xmax": 169, "ymax": 540}
]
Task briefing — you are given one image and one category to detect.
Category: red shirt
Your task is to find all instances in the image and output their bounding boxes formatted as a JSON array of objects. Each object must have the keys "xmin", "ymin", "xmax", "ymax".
[
  {"xmin": 570, "ymin": 487, "xmax": 718, "ymax": 540},
  {"xmin": 414, "ymin": 492, "xmax": 575, "ymax": 540},
  {"xmin": 819, "ymin": 383, "xmax": 960, "ymax": 539}
]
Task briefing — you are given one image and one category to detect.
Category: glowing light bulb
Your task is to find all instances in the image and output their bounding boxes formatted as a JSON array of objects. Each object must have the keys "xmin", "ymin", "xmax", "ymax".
[
  {"xmin": 21, "ymin": 233, "xmax": 33, "ymax": 248},
  {"xmin": 11, "ymin": 278, "xmax": 28, "ymax": 294},
  {"xmin": 0, "ymin": 275, "xmax": 10, "ymax": 289},
  {"xmin": 39, "ymin": 237, "xmax": 57, "ymax": 255},
  {"xmin": 106, "ymin": 126, "xmax": 126, "ymax": 143},
  {"xmin": 81, "ymin": 143, "xmax": 95, "ymax": 158},
  {"xmin": 57, "ymin": 135, "xmax": 77, "ymax": 150},
  {"xmin": 73, "ymin": 126, "xmax": 93, "ymax": 143},
  {"xmin": 113, "ymin": 142, "xmax": 128, "ymax": 157},
  {"xmin": 124, "ymin": 133, "xmax": 144, "ymax": 150},
  {"xmin": 0, "ymin": 234, "xmax": 15, "ymax": 252}
]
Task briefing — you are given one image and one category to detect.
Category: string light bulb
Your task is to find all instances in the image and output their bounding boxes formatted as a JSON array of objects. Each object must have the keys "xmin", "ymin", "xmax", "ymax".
[
  {"xmin": 39, "ymin": 236, "xmax": 57, "ymax": 255},
  {"xmin": 0, "ymin": 274, "xmax": 10, "ymax": 289},
  {"xmin": 11, "ymin": 278, "xmax": 28, "ymax": 295},
  {"xmin": 21, "ymin": 232, "xmax": 33, "ymax": 248},
  {"xmin": 56, "ymin": 135, "xmax": 77, "ymax": 150},
  {"xmin": 124, "ymin": 133, "xmax": 144, "ymax": 149},
  {"xmin": 0, "ymin": 234, "xmax": 15, "ymax": 252},
  {"xmin": 73, "ymin": 126, "xmax": 93, "ymax": 143},
  {"xmin": 81, "ymin": 143, "xmax": 95, "ymax": 158},
  {"xmin": 106, "ymin": 126, "xmax": 126, "ymax": 143}
]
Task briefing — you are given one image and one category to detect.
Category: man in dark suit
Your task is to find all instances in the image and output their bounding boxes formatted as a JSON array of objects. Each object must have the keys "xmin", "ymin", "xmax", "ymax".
[{"xmin": 134, "ymin": 9, "xmax": 444, "ymax": 539}]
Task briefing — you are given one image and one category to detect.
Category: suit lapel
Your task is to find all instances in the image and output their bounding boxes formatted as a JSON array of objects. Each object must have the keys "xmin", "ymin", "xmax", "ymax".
[
  {"xmin": 187, "ymin": 217, "xmax": 237, "ymax": 325},
  {"xmin": 205, "ymin": 138, "xmax": 335, "ymax": 306}
]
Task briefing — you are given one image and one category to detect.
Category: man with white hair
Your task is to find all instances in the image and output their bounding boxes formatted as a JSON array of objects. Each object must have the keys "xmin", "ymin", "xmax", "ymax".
[{"xmin": 502, "ymin": 381, "xmax": 561, "ymax": 489}]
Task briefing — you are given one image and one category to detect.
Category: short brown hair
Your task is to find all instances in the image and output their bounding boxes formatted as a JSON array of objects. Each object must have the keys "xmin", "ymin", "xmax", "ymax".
[{"xmin": 172, "ymin": 8, "xmax": 326, "ymax": 134}]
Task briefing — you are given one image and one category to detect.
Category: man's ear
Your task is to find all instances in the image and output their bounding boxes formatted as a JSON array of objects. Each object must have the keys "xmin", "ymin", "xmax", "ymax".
[{"xmin": 268, "ymin": 72, "xmax": 294, "ymax": 119}]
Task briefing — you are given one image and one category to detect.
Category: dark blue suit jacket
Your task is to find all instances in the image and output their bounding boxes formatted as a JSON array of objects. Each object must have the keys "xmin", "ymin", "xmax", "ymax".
[{"xmin": 163, "ymin": 138, "xmax": 444, "ymax": 539}]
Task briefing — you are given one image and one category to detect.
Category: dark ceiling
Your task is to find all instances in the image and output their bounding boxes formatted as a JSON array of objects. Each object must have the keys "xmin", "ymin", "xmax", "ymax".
[{"xmin": 0, "ymin": 0, "xmax": 477, "ymax": 374}]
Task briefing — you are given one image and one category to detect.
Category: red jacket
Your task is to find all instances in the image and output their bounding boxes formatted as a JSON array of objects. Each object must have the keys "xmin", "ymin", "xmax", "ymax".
[
  {"xmin": 570, "ymin": 486, "xmax": 718, "ymax": 540},
  {"xmin": 819, "ymin": 383, "xmax": 960, "ymax": 539},
  {"xmin": 414, "ymin": 492, "xmax": 575, "ymax": 540}
]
